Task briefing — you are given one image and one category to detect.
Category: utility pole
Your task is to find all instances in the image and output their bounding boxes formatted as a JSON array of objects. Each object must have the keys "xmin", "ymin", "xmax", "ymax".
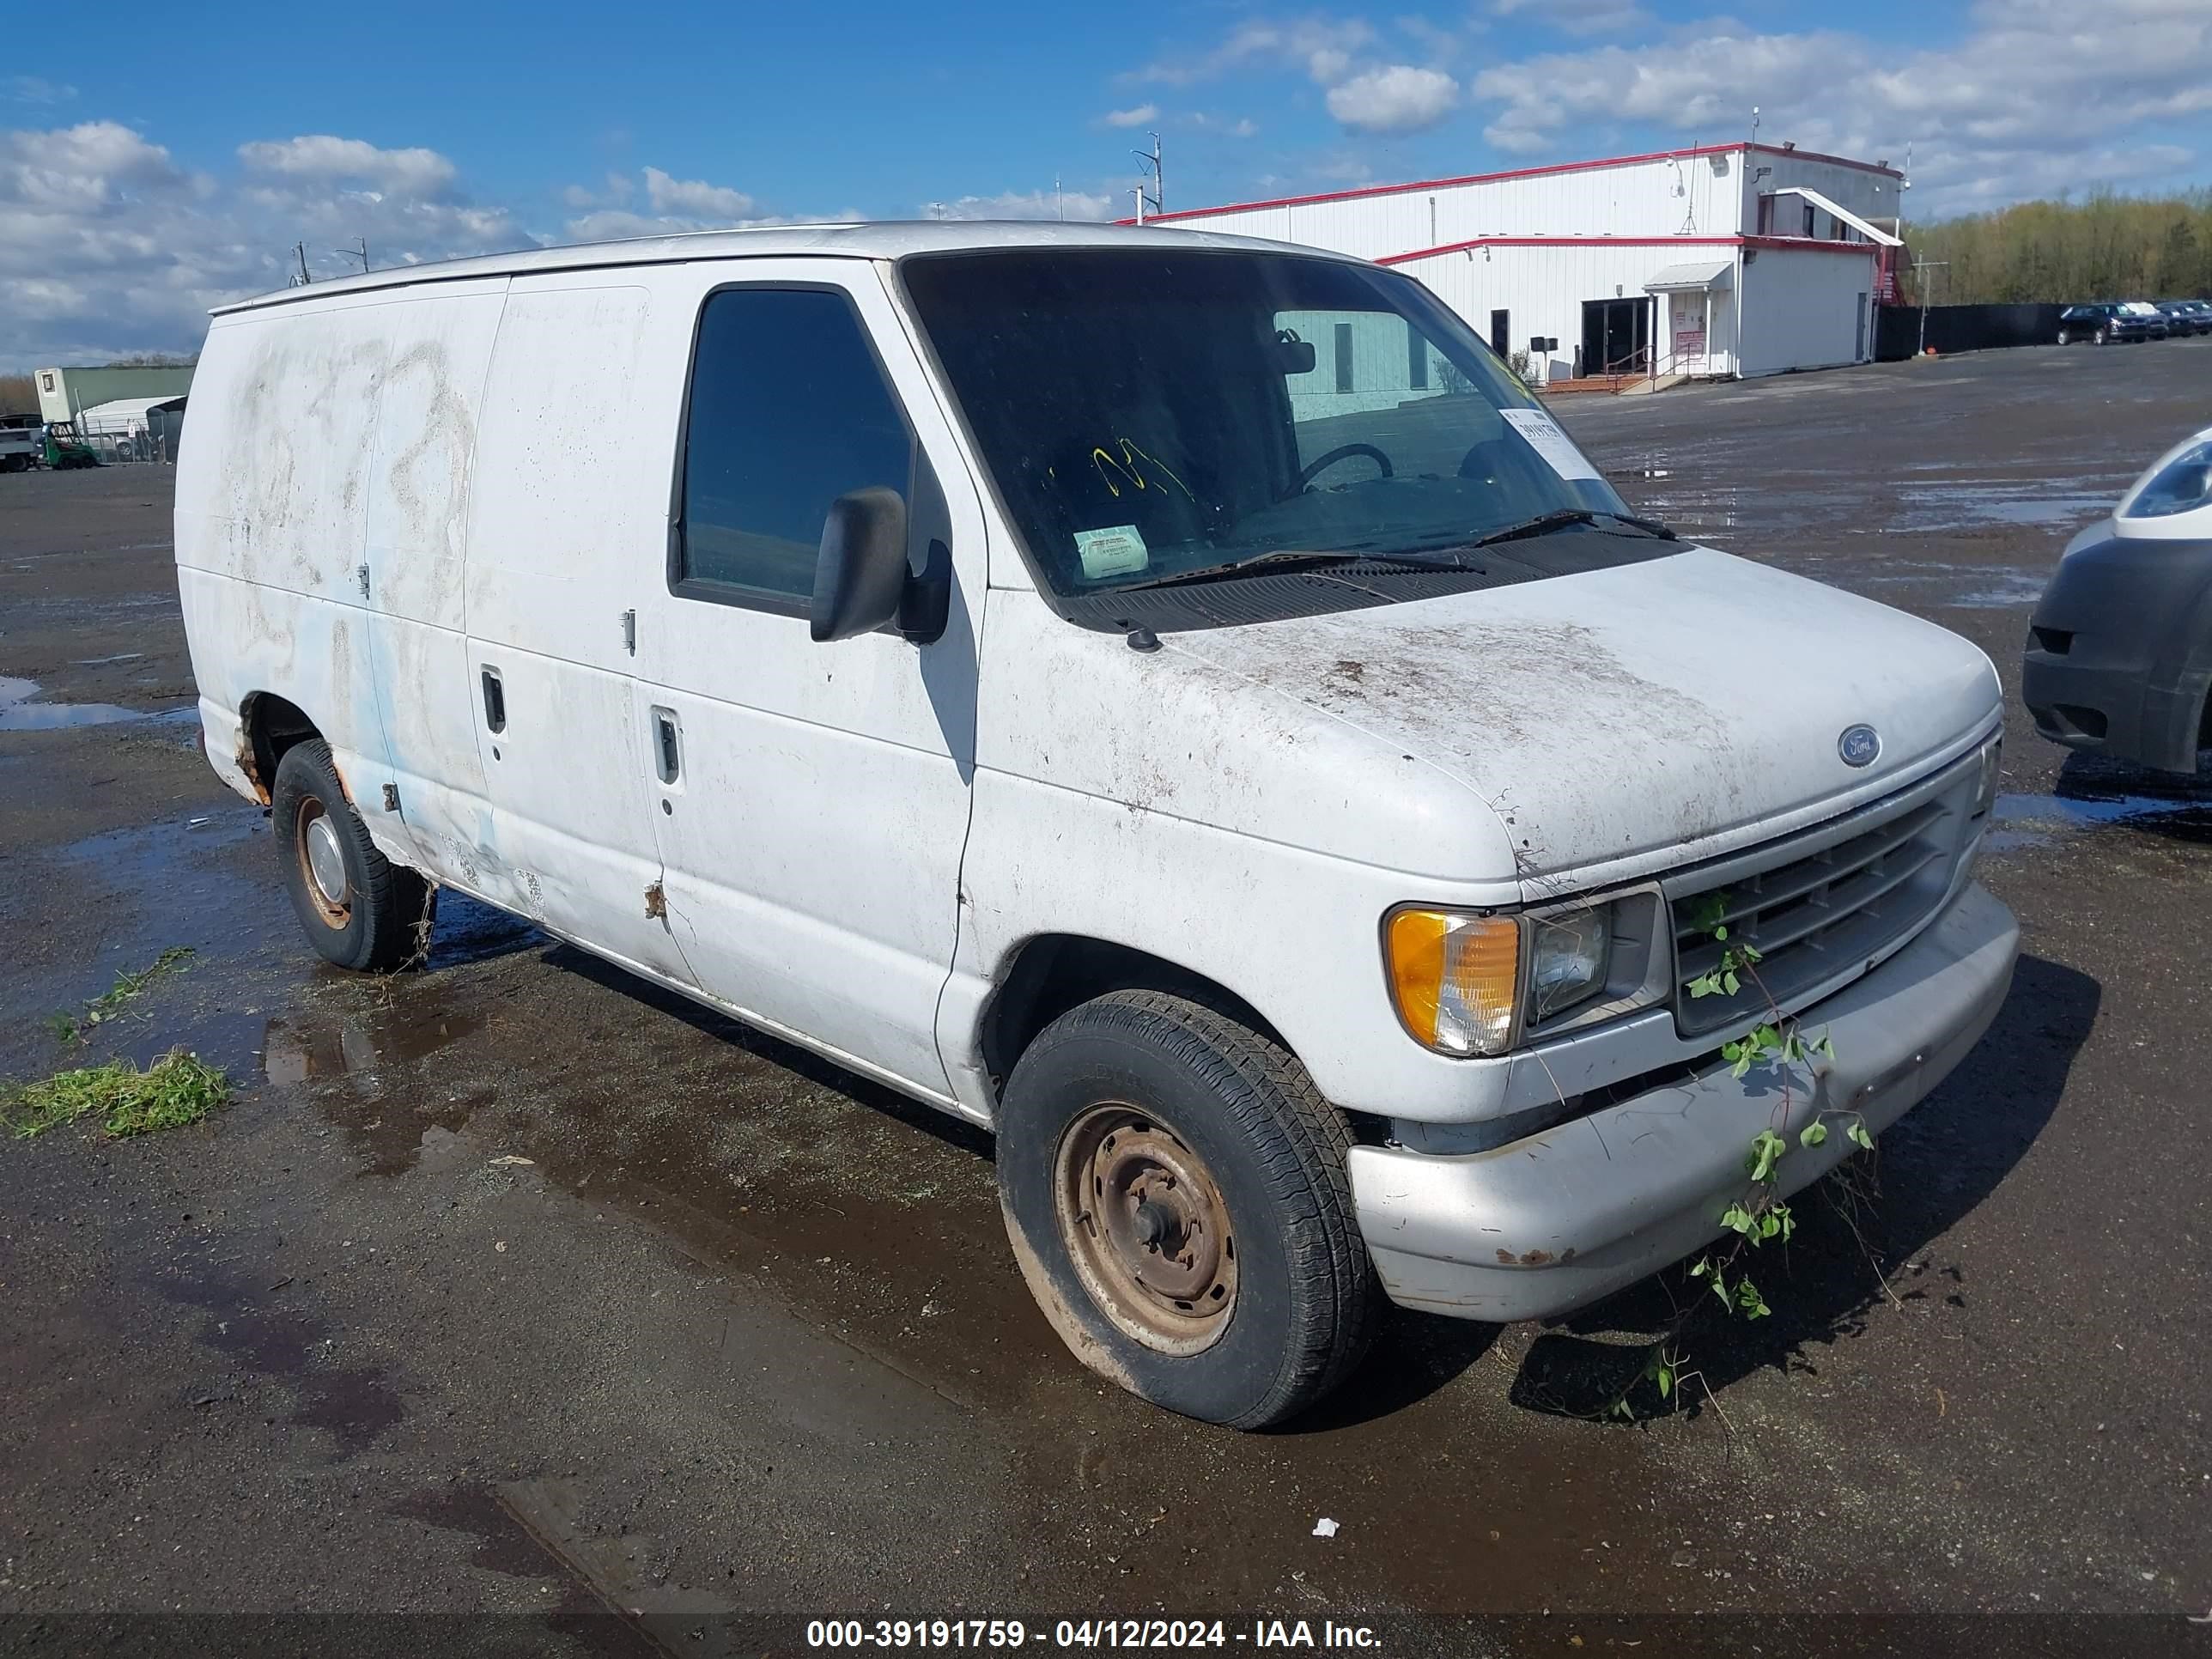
[
  {"xmin": 1132, "ymin": 131, "xmax": 1162, "ymax": 223},
  {"xmin": 292, "ymin": 242, "xmax": 312, "ymax": 286},
  {"xmin": 331, "ymin": 236, "xmax": 369, "ymax": 274},
  {"xmin": 1054, "ymin": 173, "xmax": 1064, "ymax": 222},
  {"xmin": 1911, "ymin": 258, "xmax": 1950, "ymax": 355}
]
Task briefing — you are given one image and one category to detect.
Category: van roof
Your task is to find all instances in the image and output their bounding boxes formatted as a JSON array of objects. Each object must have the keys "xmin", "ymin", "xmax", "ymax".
[{"xmin": 208, "ymin": 219, "xmax": 1361, "ymax": 316}]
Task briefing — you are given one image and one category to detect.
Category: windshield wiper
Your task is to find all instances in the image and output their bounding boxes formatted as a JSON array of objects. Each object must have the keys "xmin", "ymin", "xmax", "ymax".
[
  {"xmin": 1472, "ymin": 508, "xmax": 1677, "ymax": 549},
  {"xmin": 1115, "ymin": 547, "xmax": 1470, "ymax": 591}
]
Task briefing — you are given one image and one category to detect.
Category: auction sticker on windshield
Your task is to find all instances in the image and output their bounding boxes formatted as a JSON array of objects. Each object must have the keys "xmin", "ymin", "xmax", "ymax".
[
  {"xmin": 1498, "ymin": 408, "xmax": 1601, "ymax": 482},
  {"xmin": 1075, "ymin": 525, "xmax": 1149, "ymax": 579}
]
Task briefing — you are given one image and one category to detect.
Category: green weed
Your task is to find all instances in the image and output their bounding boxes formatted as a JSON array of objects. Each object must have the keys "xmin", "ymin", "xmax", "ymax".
[
  {"xmin": 49, "ymin": 946, "xmax": 195, "ymax": 1042},
  {"xmin": 3, "ymin": 1049, "xmax": 228, "ymax": 1140}
]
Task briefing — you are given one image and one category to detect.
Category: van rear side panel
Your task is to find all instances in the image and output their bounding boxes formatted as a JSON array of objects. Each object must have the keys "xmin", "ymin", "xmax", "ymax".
[
  {"xmin": 174, "ymin": 284, "xmax": 507, "ymax": 876},
  {"xmin": 177, "ymin": 307, "xmax": 392, "ymax": 811}
]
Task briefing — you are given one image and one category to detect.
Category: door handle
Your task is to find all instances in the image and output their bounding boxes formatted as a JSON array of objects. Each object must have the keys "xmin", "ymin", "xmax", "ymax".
[
  {"xmin": 481, "ymin": 666, "xmax": 507, "ymax": 732},
  {"xmin": 651, "ymin": 707, "xmax": 681, "ymax": 785}
]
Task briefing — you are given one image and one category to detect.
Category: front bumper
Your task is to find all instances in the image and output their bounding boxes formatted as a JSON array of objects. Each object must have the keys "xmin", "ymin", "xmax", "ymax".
[
  {"xmin": 2022, "ymin": 529, "xmax": 2212, "ymax": 775},
  {"xmin": 1347, "ymin": 882, "xmax": 2018, "ymax": 1322}
]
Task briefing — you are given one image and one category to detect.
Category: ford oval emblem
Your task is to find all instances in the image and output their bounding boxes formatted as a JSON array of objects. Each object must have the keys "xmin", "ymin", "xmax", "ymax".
[{"xmin": 1838, "ymin": 724, "xmax": 1881, "ymax": 768}]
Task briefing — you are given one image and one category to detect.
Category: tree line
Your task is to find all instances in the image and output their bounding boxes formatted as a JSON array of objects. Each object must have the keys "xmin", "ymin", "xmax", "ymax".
[{"xmin": 1905, "ymin": 189, "xmax": 2212, "ymax": 306}]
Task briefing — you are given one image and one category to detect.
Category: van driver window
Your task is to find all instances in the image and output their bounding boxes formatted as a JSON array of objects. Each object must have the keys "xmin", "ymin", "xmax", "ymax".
[{"xmin": 678, "ymin": 288, "xmax": 912, "ymax": 604}]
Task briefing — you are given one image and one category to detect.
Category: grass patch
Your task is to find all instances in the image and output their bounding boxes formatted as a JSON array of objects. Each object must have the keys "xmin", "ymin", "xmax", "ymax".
[
  {"xmin": 3, "ymin": 1049, "xmax": 229, "ymax": 1140},
  {"xmin": 49, "ymin": 946, "xmax": 196, "ymax": 1043}
]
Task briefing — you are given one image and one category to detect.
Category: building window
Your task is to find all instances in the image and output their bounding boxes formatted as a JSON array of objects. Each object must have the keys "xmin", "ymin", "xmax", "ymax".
[
  {"xmin": 1333, "ymin": 323, "xmax": 1353, "ymax": 393},
  {"xmin": 676, "ymin": 287, "xmax": 913, "ymax": 605},
  {"xmin": 1406, "ymin": 323, "xmax": 1428, "ymax": 390},
  {"xmin": 1802, "ymin": 202, "xmax": 1817, "ymax": 238},
  {"xmin": 1755, "ymin": 195, "xmax": 1774, "ymax": 235},
  {"xmin": 1489, "ymin": 309, "xmax": 1510, "ymax": 356}
]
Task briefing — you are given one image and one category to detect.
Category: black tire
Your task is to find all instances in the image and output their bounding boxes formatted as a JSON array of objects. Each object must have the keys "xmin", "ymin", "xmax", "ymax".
[
  {"xmin": 2095, "ymin": 327, "xmax": 2110, "ymax": 345},
  {"xmin": 271, "ymin": 740, "xmax": 432, "ymax": 972},
  {"xmin": 997, "ymin": 990, "xmax": 1378, "ymax": 1428},
  {"xmin": 2055, "ymin": 330, "xmax": 2069, "ymax": 346}
]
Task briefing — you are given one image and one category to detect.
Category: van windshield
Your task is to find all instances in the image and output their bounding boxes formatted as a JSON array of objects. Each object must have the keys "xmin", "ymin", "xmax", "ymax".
[{"xmin": 900, "ymin": 246, "xmax": 1640, "ymax": 600}]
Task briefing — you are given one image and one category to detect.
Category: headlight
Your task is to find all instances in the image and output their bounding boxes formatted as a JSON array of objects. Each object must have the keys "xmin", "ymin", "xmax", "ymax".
[
  {"xmin": 1384, "ymin": 902, "xmax": 1617, "ymax": 1056},
  {"xmin": 1528, "ymin": 907, "xmax": 1611, "ymax": 1022},
  {"xmin": 1973, "ymin": 734, "xmax": 2002, "ymax": 817},
  {"xmin": 2123, "ymin": 440, "xmax": 2212, "ymax": 520}
]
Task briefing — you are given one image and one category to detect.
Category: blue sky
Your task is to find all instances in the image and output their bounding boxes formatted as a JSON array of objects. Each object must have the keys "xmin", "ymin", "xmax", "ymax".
[{"xmin": 4, "ymin": 0, "xmax": 2208, "ymax": 364}]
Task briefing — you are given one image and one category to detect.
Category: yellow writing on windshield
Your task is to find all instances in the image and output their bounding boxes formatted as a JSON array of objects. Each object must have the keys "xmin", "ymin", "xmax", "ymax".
[{"xmin": 1090, "ymin": 438, "xmax": 1195, "ymax": 503}]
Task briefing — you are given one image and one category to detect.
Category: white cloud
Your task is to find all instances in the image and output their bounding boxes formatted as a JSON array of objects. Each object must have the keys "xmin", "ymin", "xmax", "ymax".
[
  {"xmin": 1491, "ymin": 0, "xmax": 1652, "ymax": 37},
  {"xmin": 923, "ymin": 188, "xmax": 1118, "ymax": 222},
  {"xmin": 1132, "ymin": 15, "xmax": 1464, "ymax": 136},
  {"xmin": 2, "ymin": 121, "xmax": 526, "ymax": 369},
  {"xmin": 237, "ymin": 134, "xmax": 459, "ymax": 200},
  {"xmin": 1327, "ymin": 64, "xmax": 1459, "ymax": 132},
  {"xmin": 1467, "ymin": 0, "xmax": 2212, "ymax": 212},
  {"xmin": 1135, "ymin": 17, "xmax": 1376, "ymax": 87},
  {"xmin": 4, "ymin": 76, "xmax": 77, "ymax": 106},
  {"xmin": 556, "ymin": 165, "xmax": 771, "ymax": 240},
  {"xmin": 641, "ymin": 165, "xmax": 754, "ymax": 219},
  {"xmin": 1104, "ymin": 104, "xmax": 1158, "ymax": 127}
]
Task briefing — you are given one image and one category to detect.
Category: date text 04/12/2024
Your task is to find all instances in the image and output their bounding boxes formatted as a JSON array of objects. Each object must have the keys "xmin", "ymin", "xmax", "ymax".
[{"xmin": 804, "ymin": 1620, "xmax": 1383, "ymax": 1649}]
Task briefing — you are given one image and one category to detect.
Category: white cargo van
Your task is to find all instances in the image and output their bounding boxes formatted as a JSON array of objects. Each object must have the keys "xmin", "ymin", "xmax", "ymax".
[{"xmin": 178, "ymin": 223, "xmax": 2016, "ymax": 1426}]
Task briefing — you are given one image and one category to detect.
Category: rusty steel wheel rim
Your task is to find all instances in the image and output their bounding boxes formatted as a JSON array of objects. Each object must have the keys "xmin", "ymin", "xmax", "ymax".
[
  {"xmin": 295, "ymin": 798, "xmax": 352, "ymax": 927},
  {"xmin": 1054, "ymin": 1103, "xmax": 1237, "ymax": 1355}
]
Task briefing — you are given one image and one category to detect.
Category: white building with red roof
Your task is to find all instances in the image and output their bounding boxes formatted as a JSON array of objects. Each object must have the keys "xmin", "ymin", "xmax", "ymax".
[{"xmin": 1133, "ymin": 143, "xmax": 1907, "ymax": 386}]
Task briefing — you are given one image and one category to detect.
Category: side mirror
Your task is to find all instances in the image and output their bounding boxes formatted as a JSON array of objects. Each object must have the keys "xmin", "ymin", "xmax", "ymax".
[{"xmin": 811, "ymin": 487, "xmax": 909, "ymax": 643}]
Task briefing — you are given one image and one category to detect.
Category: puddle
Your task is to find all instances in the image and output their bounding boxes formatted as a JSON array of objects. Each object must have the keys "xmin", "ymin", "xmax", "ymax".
[
  {"xmin": 1943, "ymin": 574, "xmax": 2049, "ymax": 609},
  {"xmin": 1889, "ymin": 483, "xmax": 2116, "ymax": 532},
  {"xmin": 1985, "ymin": 789, "xmax": 2212, "ymax": 851},
  {"xmin": 265, "ymin": 990, "xmax": 493, "ymax": 1175},
  {"xmin": 0, "ymin": 673, "xmax": 187, "ymax": 732},
  {"xmin": 264, "ymin": 998, "xmax": 486, "ymax": 1088}
]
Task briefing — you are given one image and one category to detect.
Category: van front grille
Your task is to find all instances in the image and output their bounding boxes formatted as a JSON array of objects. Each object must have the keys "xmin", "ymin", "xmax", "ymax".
[{"xmin": 1664, "ymin": 765, "xmax": 1974, "ymax": 1039}]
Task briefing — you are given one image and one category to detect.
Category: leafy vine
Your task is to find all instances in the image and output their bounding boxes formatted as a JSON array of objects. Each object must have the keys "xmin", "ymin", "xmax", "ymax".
[{"xmin": 1604, "ymin": 888, "xmax": 1874, "ymax": 1419}]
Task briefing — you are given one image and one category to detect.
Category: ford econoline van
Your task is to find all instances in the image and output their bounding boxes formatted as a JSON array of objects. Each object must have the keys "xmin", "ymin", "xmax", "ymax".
[{"xmin": 177, "ymin": 223, "xmax": 2017, "ymax": 1427}]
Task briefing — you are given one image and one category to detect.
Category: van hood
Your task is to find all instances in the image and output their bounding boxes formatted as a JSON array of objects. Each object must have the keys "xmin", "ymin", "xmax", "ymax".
[{"xmin": 1158, "ymin": 544, "xmax": 2000, "ymax": 890}]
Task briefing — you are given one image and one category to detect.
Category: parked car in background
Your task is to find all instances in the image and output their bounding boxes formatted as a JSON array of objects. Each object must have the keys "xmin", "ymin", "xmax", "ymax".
[
  {"xmin": 2025, "ymin": 423, "xmax": 2212, "ymax": 775},
  {"xmin": 2155, "ymin": 299, "xmax": 2212, "ymax": 337},
  {"xmin": 2056, "ymin": 303, "xmax": 2157, "ymax": 344},
  {"xmin": 176, "ymin": 223, "xmax": 2019, "ymax": 1428},
  {"xmin": 0, "ymin": 415, "xmax": 40, "ymax": 473},
  {"xmin": 2122, "ymin": 301, "xmax": 2172, "ymax": 338}
]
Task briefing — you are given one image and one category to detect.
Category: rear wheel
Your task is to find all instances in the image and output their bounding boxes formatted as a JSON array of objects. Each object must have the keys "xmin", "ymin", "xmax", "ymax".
[
  {"xmin": 2095, "ymin": 326, "xmax": 2111, "ymax": 345},
  {"xmin": 271, "ymin": 740, "xmax": 431, "ymax": 971},
  {"xmin": 997, "ymin": 990, "xmax": 1378, "ymax": 1428},
  {"xmin": 2055, "ymin": 329, "xmax": 2070, "ymax": 345}
]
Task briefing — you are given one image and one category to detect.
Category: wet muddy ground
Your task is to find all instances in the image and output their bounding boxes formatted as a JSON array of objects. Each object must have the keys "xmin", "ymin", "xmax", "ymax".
[{"xmin": 3, "ymin": 343, "xmax": 2209, "ymax": 1657}]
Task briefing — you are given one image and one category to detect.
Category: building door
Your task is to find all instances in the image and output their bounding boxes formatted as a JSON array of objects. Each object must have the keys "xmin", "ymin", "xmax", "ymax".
[
  {"xmin": 1489, "ymin": 309, "xmax": 1510, "ymax": 357},
  {"xmin": 1856, "ymin": 292, "xmax": 1869, "ymax": 362},
  {"xmin": 1580, "ymin": 297, "xmax": 1652, "ymax": 375},
  {"xmin": 1668, "ymin": 291, "xmax": 1709, "ymax": 369}
]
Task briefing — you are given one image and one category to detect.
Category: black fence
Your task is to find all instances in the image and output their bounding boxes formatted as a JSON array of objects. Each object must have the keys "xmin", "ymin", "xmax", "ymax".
[{"xmin": 1874, "ymin": 302, "xmax": 2069, "ymax": 361}]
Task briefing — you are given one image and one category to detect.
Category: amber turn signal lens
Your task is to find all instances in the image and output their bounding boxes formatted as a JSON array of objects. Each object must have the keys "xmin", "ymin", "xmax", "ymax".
[{"xmin": 1385, "ymin": 909, "xmax": 1522, "ymax": 1056}]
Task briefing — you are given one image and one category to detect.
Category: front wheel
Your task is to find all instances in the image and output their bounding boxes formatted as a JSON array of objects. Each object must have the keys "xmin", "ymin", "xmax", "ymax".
[
  {"xmin": 271, "ymin": 740, "xmax": 432, "ymax": 971},
  {"xmin": 2095, "ymin": 327, "xmax": 2111, "ymax": 345},
  {"xmin": 2055, "ymin": 330, "xmax": 2070, "ymax": 346},
  {"xmin": 997, "ymin": 991, "xmax": 1379, "ymax": 1428}
]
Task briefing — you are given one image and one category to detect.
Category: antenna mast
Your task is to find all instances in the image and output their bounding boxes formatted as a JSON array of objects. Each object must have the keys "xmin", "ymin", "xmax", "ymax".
[{"xmin": 1132, "ymin": 131, "xmax": 1162, "ymax": 223}]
